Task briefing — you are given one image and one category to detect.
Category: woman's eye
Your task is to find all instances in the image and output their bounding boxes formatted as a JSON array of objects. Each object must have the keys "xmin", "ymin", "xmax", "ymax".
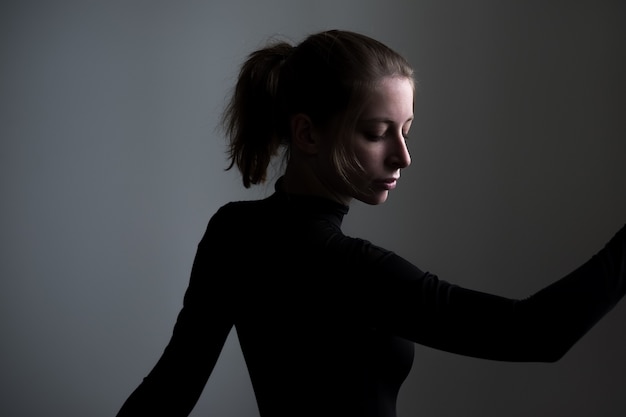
[{"xmin": 364, "ymin": 132, "xmax": 385, "ymax": 141}]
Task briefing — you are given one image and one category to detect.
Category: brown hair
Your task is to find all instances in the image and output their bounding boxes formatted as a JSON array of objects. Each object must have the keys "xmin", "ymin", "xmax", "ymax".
[{"xmin": 221, "ymin": 29, "xmax": 414, "ymax": 188}]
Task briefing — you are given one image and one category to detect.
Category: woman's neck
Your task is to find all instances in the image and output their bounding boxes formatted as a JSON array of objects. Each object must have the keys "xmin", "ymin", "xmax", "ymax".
[{"xmin": 281, "ymin": 162, "xmax": 353, "ymax": 206}]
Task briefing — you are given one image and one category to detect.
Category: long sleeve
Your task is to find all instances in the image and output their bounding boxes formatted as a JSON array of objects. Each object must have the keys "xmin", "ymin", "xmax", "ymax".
[
  {"xmin": 369, "ymin": 224, "xmax": 626, "ymax": 362},
  {"xmin": 115, "ymin": 211, "xmax": 235, "ymax": 417}
]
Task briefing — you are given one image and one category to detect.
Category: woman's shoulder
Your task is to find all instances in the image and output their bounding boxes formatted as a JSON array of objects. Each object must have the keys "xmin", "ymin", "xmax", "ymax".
[{"xmin": 217, "ymin": 194, "xmax": 278, "ymax": 216}]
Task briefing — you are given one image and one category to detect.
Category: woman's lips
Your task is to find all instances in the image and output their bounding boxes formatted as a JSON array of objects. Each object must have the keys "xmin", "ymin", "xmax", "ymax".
[{"xmin": 374, "ymin": 178, "xmax": 398, "ymax": 190}]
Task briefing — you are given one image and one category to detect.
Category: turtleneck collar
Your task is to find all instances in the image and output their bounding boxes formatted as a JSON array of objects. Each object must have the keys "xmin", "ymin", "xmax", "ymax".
[{"xmin": 270, "ymin": 176, "xmax": 349, "ymax": 228}]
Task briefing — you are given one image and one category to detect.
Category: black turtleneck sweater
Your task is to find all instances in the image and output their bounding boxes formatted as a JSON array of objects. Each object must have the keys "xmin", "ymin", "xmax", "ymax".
[{"xmin": 116, "ymin": 181, "xmax": 626, "ymax": 417}]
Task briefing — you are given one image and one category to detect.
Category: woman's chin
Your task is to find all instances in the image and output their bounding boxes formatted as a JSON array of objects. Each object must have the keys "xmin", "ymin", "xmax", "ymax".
[{"xmin": 358, "ymin": 191, "xmax": 389, "ymax": 206}]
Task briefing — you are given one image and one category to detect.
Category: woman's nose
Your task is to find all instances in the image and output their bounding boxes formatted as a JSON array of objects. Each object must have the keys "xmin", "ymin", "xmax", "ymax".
[{"xmin": 388, "ymin": 136, "xmax": 411, "ymax": 169}]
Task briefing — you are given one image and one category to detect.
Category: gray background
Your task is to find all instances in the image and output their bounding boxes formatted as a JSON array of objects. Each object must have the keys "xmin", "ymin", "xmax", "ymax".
[{"xmin": 2, "ymin": 1, "xmax": 626, "ymax": 416}]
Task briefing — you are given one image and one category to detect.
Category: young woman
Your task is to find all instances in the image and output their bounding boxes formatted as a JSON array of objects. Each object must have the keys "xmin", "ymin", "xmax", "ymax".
[{"xmin": 115, "ymin": 29, "xmax": 626, "ymax": 417}]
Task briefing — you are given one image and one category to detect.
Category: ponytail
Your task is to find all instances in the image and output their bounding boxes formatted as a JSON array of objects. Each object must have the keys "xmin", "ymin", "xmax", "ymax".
[{"xmin": 222, "ymin": 41, "xmax": 294, "ymax": 188}]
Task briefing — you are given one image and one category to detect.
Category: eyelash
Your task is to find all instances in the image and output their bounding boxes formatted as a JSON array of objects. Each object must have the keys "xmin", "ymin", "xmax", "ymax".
[
  {"xmin": 364, "ymin": 132, "xmax": 410, "ymax": 141},
  {"xmin": 365, "ymin": 133, "xmax": 385, "ymax": 141}
]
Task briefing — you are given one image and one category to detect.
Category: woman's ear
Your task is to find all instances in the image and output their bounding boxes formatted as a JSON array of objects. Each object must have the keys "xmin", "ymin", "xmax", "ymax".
[{"xmin": 290, "ymin": 113, "xmax": 319, "ymax": 155}]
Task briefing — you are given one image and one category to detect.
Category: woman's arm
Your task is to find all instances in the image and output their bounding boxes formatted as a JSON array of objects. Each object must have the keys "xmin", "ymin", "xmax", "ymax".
[
  {"xmin": 116, "ymin": 212, "xmax": 235, "ymax": 417},
  {"xmin": 371, "ymin": 224, "xmax": 626, "ymax": 362}
]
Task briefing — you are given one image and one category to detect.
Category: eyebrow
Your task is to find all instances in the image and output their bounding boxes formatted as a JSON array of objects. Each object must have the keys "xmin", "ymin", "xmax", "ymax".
[{"xmin": 358, "ymin": 116, "xmax": 414, "ymax": 124}]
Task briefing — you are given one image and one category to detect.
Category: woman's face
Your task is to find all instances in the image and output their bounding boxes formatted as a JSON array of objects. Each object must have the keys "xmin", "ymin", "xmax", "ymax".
[{"xmin": 325, "ymin": 76, "xmax": 414, "ymax": 205}]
